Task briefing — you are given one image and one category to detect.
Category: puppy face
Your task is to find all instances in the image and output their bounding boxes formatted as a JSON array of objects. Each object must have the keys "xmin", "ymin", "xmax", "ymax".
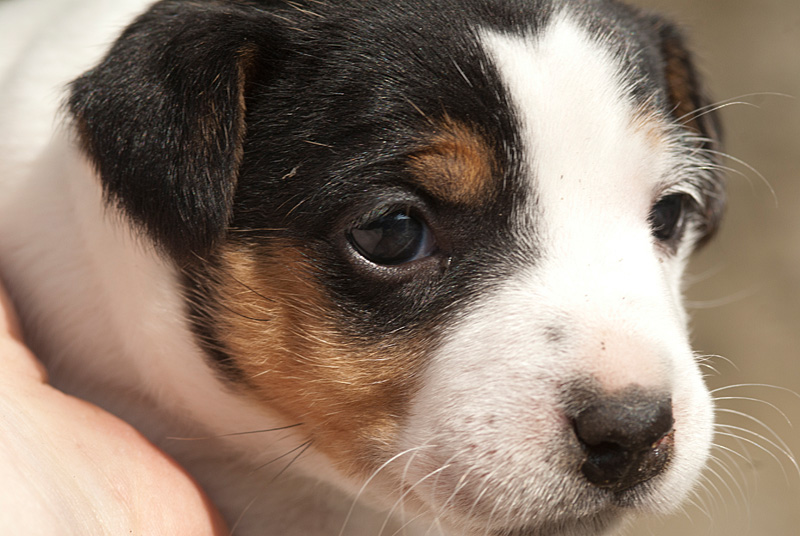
[{"xmin": 69, "ymin": 0, "xmax": 724, "ymax": 534}]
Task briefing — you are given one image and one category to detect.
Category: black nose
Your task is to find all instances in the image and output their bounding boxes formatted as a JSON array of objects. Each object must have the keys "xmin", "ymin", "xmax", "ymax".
[{"xmin": 573, "ymin": 390, "xmax": 674, "ymax": 492}]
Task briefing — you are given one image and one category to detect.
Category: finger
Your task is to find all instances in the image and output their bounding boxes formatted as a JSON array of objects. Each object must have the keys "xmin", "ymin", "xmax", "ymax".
[
  {"xmin": 0, "ymin": 277, "xmax": 23, "ymax": 341},
  {"xmin": 0, "ymin": 278, "xmax": 48, "ymax": 383}
]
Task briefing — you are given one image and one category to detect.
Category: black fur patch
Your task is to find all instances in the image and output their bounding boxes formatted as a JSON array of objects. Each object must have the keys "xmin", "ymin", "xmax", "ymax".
[
  {"xmin": 68, "ymin": 0, "xmax": 724, "ymax": 380},
  {"xmin": 69, "ymin": 1, "xmax": 288, "ymax": 263},
  {"xmin": 651, "ymin": 18, "xmax": 726, "ymax": 243}
]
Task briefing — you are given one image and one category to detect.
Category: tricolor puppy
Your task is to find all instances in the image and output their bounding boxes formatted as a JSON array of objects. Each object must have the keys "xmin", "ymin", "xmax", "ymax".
[{"xmin": 0, "ymin": 0, "xmax": 725, "ymax": 534}]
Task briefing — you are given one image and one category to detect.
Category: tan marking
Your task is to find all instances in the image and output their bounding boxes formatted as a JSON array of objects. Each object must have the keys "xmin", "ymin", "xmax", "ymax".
[
  {"xmin": 195, "ymin": 43, "xmax": 255, "ymax": 189},
  {"xmin": 232, "ymin": 44, "xmax": 259, "ymax": 174},
  {"xmin": 662, "ymin": 38, "xmax": 697, "ymax": 128},
  {"xmin": 659, "ymin": 33, "xmax": 719, "ymax": 143},
  {"xmin": 630, "ymin": 101, "xmax": 670, "ymax": 150},
  {"xmin": 211, "ymin": 243, "xmax": 426, "ymax": 476},
  {"xmin": 408, "ymin": 119, "xmax": 496, "ymax": 205}
]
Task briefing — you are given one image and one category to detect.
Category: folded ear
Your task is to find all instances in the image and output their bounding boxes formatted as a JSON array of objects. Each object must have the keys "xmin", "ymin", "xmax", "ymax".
[
  {"xmin": 652, "ymin": 18, "xmax": 725, "ymax": 242},
  {"xmin": 68, "ymin": 1, "xmax": 285, "ymax": 263},
  {"xmin": 653, "ymin": 19, "xmax": 721, "ymax": 146}
]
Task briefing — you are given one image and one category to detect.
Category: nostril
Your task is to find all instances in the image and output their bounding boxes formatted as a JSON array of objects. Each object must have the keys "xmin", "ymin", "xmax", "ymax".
[
  {"xmin": 580, "ymin": 441, "xmax": 631, "ymax": 487},
  {"xmin": 573, "ymin": 390, "xmax": 674, "ymax": 492}
]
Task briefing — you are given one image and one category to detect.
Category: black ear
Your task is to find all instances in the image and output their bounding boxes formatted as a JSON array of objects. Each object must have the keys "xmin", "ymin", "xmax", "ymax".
[
  {"xmin": 653, "ymin": 21, "xmax": 721, "ymax": 145},
  {"xmin": 652, "ymin": 18, "xmax": 725, "ymax": 242},
  {"xmin": 68, "ymin": 1, "xmax": 285, "ymax": 263}
]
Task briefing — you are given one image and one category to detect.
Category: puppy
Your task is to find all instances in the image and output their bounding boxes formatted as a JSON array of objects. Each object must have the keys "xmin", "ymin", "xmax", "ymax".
[{"xmin": 0, "ymin": 0, "xmax": 725, "ymax": 534}]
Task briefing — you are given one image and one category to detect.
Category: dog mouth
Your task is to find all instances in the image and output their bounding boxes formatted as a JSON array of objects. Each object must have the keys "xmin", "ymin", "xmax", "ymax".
[
  {"xmin": 585, "ymin": 430, "xmax": 675, "ymax": 491},
  {"xmin": 396, "ymin": 438, "xmax": 674, "ymax": 536},
  {"xmin": 485, "ymin": 473, "xmax": 670, "ymax": 536},
  {"xmin": 491, "ymin": 513, "xmax": 621, "ymax": 536},
  {"xmin": 395, "ymin": 388, "xmax": 682, "ymax": 536}
]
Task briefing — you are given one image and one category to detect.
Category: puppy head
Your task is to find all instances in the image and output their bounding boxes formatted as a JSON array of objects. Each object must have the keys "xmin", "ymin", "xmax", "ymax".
[{"xmin": 69, "ymin": 0, "xmax": 724, "ymax": 534}]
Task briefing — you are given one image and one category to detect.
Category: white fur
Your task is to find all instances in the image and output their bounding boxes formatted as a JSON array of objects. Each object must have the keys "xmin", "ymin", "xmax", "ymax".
[
  {"xmin": 0, "ymin": 3, "xmax": 713, "ymax": 535},
  {"xmin": 396, "ymin": 15, "xmax": 713, "ymax": 535}
]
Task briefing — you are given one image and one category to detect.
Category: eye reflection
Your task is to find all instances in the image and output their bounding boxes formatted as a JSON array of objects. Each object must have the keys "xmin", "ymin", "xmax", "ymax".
[{"xmin": 348, "ymin": 210, "xmax": 436, "ymax": 265}]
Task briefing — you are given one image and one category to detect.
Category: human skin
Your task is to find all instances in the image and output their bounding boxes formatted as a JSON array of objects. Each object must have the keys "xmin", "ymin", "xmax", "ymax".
[{"xmin": 0, "ymin": 281, "xmax": 229, "ymax": 535}]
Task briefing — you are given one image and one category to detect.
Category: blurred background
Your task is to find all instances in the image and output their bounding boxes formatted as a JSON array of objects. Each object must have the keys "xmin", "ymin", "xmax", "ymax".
[{"xmin": 627, "ymin": 0, "xmax": 800, "ymax": 535}]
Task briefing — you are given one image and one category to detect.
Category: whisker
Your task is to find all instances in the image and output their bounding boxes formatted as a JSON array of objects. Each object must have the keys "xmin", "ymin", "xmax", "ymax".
[
  {"xmin": 699, "ymin": 147, "xmax": 777, "ymax": 206},
  {"xmin": 710, "ymin": 384, "xmax": 800, "ymax": 398},
  {"xmin": 388, "ymin": 512, "xmax": 439, "ymax": 536},
  {"xmin": 684, "ymin": 286, "xmax": 759, "ymax": 309},
  {"xmin": 679, "ymin": 99, "xmax": 758, "ymax": 124},
  {"xmin": 403, "ymin": 97, "xmax": 437, "ymax": 128},
  {"xmin": 387, "ymin": 511, "xmax": 425, "ymax": 536},
  {"xmin": 424, "ymin": 463, "xmax": 480, "ymax": 535},
  {"xmin": 338, "ymin": 445, "xmax": 436, "ymax": 536},
  {"xmin": 714, "ymin": 395, "xmax": 794, "ymax": 427},
  {"xmin": 711, "ymin": 441, "xmax": 756, "ymax": 467},
  {"xmin": 227, "ymin": 271, "xmax": 278, "ymax": 306},
  {"xmin": 699, "ymin": 361, "xmax": 721, "ymax": 376},
  {"xmin": 683, "ymin": 263, "xmax": 727, "ymax": 286},
  {"xmin": 677, "ymin": 92, "xmax": 793, "ymax": 124},
  {"xmin": 451, "ymin": 58, "xmax": 474, "ymax": 88},
  {"xmin": 269, "ymin": 440, "xmax": 313, "ymax": 482},
  {"xmin": 464, "ymin": 466, "xmax": 502, "ymax": 524},
  {"xmin": 696, "ymin": 353, "xmax": 731, "ymax": 377},
  {"xmin": 249, "ymin": 439, "xmax": 314, "ymax": 477},
  {"xmin": 395, "ymin": 445, "xmax": 430, "ymax": 535},
  {"xmin": 494, "ymin": 484, "xmax": 521, "ymax": 536},
  {"xmin": 699, "ymin": 353, "xmax": 739, "ymax": 371},
  {"xmin": 711, "ymin": 447, "xmax": 754, "ymax": 508},
  {"xmin": 426, "ymin": 450, "xmax": 470, "ymax": 521},
  {"xmin": 378, "ymin": 464, "xmax": 454, "ymax": 536},
  {"xmin": 479, "ymin": 471, "xmax": 510, "ymax": 536},
  {"xmin": 714, "ymin": 427, "xmax": 799, "ymax": 481},
  {"xmin": 704, "ymin": 456, "xmax": 743, "ymax": 509},
  {"xmin": 716, "ymin": 407, "xmax": 794, "ymax": 456},
  {"xmin": 230, "ymin": 439, "xmax": 313, "ymax": 535},
  {"xmin": 701, "ymin": 466, "xmax": 727, "ymax": 511},
  {"xmin": 230, "ymin": 490, "xmax": 263, "ymax": 535},
  {"xmin": 167, "ymin": 422, "xmax": 304, "ymax": 441},
  {"xmin": 285, "ymin": 0, "xmax": 324, "ymax": 18},
  {"xmin": 681, "ymin": 493, "xmax": 713, "ymax": 522},
  {"xmin": 690, "ymin": 477, "xmax": 717, "ymax": 518},
  {"xmin": 694, "ymin": 480, "xmax": 717, "ymax": 519}
]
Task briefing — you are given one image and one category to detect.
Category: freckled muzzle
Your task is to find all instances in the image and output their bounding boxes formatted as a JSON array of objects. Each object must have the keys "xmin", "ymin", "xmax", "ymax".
[{"xmin": 571, "ymin": 388, "xmax": 675, "ymax": 493}]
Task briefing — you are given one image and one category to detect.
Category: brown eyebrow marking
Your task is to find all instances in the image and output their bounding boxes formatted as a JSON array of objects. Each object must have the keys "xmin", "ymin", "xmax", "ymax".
[{"xmin": 408, "ymin": 118, "xmax": 497, "ymax": 205}]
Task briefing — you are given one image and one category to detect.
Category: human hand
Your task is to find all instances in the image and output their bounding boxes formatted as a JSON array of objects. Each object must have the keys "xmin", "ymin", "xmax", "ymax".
[{"xmin": 0, "ymin": 282, "xmax": 229, "ymax": 535}]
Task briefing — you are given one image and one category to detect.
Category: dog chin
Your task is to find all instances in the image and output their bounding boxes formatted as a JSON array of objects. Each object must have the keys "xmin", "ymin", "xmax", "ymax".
[
  {"xmin": 408, "ymin": 476, "xmax": 675, "ymax": 536},
  {"xmin": 494, "ymin": 515, "xmax": 622, "ymax": 536},
  {"xmin": 424, "ymin": 476, "xmax": 684, "ymax": 536}
]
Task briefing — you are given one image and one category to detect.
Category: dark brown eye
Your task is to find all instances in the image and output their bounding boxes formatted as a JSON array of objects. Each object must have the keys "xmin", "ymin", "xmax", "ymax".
[
  {"xmin": 348, "ymin": 210, "xmax": 435, "ymax": 265},
  {"xmin": 649, "ymin": 194, "xmax": 688, "ymax": 242}
]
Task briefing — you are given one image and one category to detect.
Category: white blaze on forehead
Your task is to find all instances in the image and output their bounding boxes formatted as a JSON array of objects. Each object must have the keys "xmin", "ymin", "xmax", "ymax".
[
  {"xmin": 481, "ymin": 14, "xmax": 672, "ymax": 247},
  {"xmin": 479, "ymin": 15, "xmax": 690, "ymax": 390}
]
